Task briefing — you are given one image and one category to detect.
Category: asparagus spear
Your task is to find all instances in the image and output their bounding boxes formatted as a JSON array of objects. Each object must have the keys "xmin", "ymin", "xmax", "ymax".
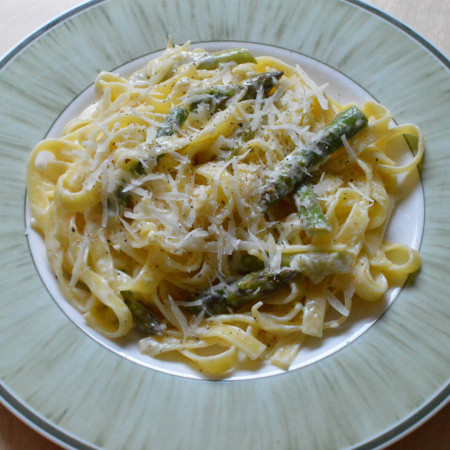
[
  {"xmin": 190, "ymin": 71, "xmax": 284, "ymax": 112},
  {"xmin": 232, "ymin": 252, "xmax": 265, "ymax": 274},
  {"xmin": 216, "ymin": 125, "xmax": 258, "ymax": 161},
  {"xmin": 197, "ymin": 249, "xmax": 352, "ymax": 315},
  {"xmin": 156, "ymin": 106, "xmax": 189, "ymax": 138},
  {"xmin": 196, "ymin": 48, "xmax": 257, "ymax": 70},
  {"xmin": 190, "ymin": 85, "xmax": 238, "ymax": 112},
  {"xmin": 122, "ymin": 106, "xmax": 189, "ymax": 174},
  {"xmin": 294, "ymin": 184, "xmax": 331, "ymax": 236},
  {"xmin": 240, "ymin": 71, "xmax": 284, "ymax": 100},
  {"xmin": 198, "ymin": 267, "xmax": 297, "ymax": 315},
  {"xmin": 155, "ymin": 72, "xmax": 282, "ymax": 139},
  {"xmin": 125, "ymin": 72, "xmax": 283, "ymax": 175},
  {"xmin": 282, "ymin": 251, "xmax": 353, "ymax": 283},
  {"xmin": 261, "ymin": 106, "xmax": 368, "ymax": 210},
  {"xmin": 122, "ymin": 291, "xmax": 164, "ymax": 335},
  {"xmin": 233, "ymin": 250, "xmax": 351, "ymax": 276}
]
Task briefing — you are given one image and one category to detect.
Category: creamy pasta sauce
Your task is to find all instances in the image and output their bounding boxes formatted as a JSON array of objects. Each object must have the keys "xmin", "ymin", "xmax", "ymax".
[{"xmin": 27, "ymin": 42, "xmax": 423, "ymax": 376}]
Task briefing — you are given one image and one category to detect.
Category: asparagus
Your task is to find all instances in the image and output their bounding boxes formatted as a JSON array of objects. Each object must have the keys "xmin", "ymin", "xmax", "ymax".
[
  {"xmin": 261, "ymin": 106, "xmax": 368, "ymax": 210},
  {"xmin": 153, "ymin": 72, "xmax": 282, "ymax": 139},
  {"xmin": 216, "ymin": 125, "xmax": 258, "ymax": 161},
  {"xmin": 233, "ymin": 252, "xmax": 265, "ymax": 274},
  {"xmin": 191, "ymin": 71, "xmax": 284, "ymax": 112},
  {"xmin": 122, "ymin": 291, "xmax": 164, "ymax": 335},
  {"xmin": 115, "ymin": 185, "xmax": 132, "ymax": 208},
  {"xmin": 294, "ymin": 184, "xmax": 331, "ymax": 236},
  {"xmin": 122, "ymin": 106, "xmax": 189, "ymax": 173},
  {"xmin": 196, "ymin": 48, "xmax": 257, "ymax": 70},
  {"xmin": 156, "ymin": 106, "xmax": 189, "ymax": 138},
  {"xmin": 240, "ymin": 71, "xmax": 284, "ymax": 100},
  {"xmin": 282, "ymin": 251, "xmax": 353, "ymax": 283},
  {"xmin": 198, "ymin": 267, "xmax": 297, "ymax": 315},
  {"xmin": 155, "ymin": 72, "xmax": 282, "ymax": 138},
  {"xmin": 125, "ymin": 72, "xmax": 283, "ymax": 176},
  {"xmin": 233, "ymin": 250, "xmax": 350, "ymax": 275},
  {"xmin": 190, "ymin": 85, "xmax": 238, "ymax": 112},
  {"xmin": 196, "ymin": 248, "xmax": 353, "ymax": 315}
]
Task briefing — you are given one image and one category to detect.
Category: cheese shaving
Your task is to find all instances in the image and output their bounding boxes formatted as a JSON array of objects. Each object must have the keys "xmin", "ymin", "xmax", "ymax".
[{"xmin": 27, "ymin": 42, "xmax": 424, "ymax": 376}]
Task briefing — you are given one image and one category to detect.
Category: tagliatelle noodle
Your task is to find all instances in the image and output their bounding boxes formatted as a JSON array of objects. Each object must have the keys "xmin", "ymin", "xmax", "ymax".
[{"xmin": 27, "ymin": 42, "xmax": 424, "ymax": 375}]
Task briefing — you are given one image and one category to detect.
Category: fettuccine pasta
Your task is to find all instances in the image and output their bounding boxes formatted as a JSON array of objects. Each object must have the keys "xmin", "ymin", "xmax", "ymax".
[{"xmin": 27, "ymin": 42, "xmax": 423, "ymax": 375}]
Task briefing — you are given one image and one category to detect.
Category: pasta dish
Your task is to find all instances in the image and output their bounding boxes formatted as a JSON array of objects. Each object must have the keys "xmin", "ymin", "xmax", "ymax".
[{"xmin": 27, "ymin": 42, "xmax": 423, "ymax": 375}]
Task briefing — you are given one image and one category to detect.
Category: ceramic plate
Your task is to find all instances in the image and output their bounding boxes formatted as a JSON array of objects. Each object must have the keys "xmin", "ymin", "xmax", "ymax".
[{"xmin": 0, "ymin": 0, "xmax": 449, "ymax": 448}]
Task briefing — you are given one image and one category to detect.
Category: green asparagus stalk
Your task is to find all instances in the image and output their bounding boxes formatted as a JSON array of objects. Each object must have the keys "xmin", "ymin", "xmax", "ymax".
[
  {"xmin": 294, "ymin": 184, "xmax": 331, "ymax": 236},
  {"xmin": 232, "ymin": 252, "xmax": 265, "ymax": 274},
  {"xmin": 191, "ymin": 71, "xmax": 283, "ymax": 112},
  {"xmin": 198, "ymin": 267, "xmax": 297, "ymax": 315},
  {"xmin": 261, "ymin": 106, "xmax": 368, "ymax": 210},
  {"xmin": 281, "ymin": 251, "xmax": 353, "ymax": 283},
  {"xmin": 125, "ymin": 72, "xmax": 283, "ymax": 176},
  {"xmin": 156, "ymin": 106, "xmax": 189, "ymax": 138},
  {"xmin": 233, "ymin": 250, "xmax": 351, "ymax": 276},
  {"xmin": 155, "ymin": 73, "xmax": 282, "ymax": 139},
  {"xmin": 124, "ymin": 106, "xmax": 188, "ymax": 173},
  {"xmin": 192, "ymin": 85, "xmax": 239, "ymax": 111},
  {"xmin": 115, "ymin": 185, "xmax": 132, "ymax": 208},
  {"xmin": 154, "ymin": 72, "xmax": 282, "ymax": 139},
  {"xmin": 198, "ymin": 249, "xmax": 352, "ymax": 315},
  {"xmin": 216, "ymin": 126, "xmax": 258, "ymax": 161},
  {"xmin": 122, "ymin": 291, "xmax": 164, "ymax": 335},
  {"xmin": 240, "ymin": 71, "xmax": 284, "ymax": 100},
  {"xmin": 196, "ymin": 48, "xmax": 257, "ymax": 70}
]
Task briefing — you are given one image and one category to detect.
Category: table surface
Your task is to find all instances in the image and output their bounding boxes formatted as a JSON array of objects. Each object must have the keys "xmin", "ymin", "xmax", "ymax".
[{"xmin": 0, "ymin": 0, "xmax": 448, "ymax": 449}]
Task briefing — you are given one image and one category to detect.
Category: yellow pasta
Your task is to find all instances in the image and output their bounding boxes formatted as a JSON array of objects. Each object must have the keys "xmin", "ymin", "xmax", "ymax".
[{"xmin": 27, "ymin": 42, "xmax": 423, "ymax": 376}]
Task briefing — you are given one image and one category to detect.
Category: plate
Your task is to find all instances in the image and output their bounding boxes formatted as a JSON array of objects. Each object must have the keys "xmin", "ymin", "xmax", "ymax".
[{"xmin": 1, "ymin": 0, "xmax": 449, "ymax": 448}]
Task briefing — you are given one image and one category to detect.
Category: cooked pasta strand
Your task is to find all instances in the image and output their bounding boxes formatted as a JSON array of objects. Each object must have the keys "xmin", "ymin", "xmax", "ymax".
[{"xmin": 27, "ymin": 42, "xmax": 423, "ymax": 375}]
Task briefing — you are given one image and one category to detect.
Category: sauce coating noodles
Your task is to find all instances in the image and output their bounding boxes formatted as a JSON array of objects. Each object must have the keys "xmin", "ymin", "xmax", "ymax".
[{"xmin": 27, "ymin": 42, "xmax": 423, "ymax": 375}]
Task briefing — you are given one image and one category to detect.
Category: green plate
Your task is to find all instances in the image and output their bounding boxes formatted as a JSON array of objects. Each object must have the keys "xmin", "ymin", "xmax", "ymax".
[{"xmin": 1, "ymin": 0, "xmax": 449, "ymax": 448}]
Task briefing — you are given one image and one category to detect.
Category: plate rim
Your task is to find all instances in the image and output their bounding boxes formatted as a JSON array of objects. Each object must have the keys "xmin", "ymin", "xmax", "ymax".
[{"xmin": 0, "ymin": 0, "xmax": 448, "ymax": 71}]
